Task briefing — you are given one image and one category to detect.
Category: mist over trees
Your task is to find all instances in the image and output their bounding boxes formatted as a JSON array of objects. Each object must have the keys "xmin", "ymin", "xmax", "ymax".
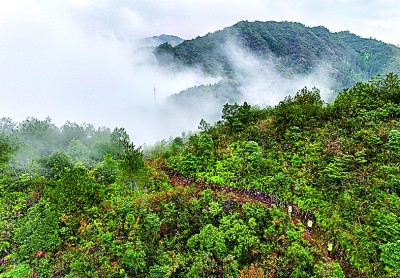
[
  {"xmin": 147, "ymin": 21, "xmax": 400, "ymax": 142},
  {"xmin": 155, "ymin": 21, "xmax": 400, "ymax": 90},
  {"xmin": 1, "ymin": 3, "xmax": 400, "ymax": 276},
  {"xmin": 1, "ymin": 74, "xmax": 399, "ymax": 277},
  {"xmin": 2, "ymin": 20, "xmax": 400, "ymax": 146}
]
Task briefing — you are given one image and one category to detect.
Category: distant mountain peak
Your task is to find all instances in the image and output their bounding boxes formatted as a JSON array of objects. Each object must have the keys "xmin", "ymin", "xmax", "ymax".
[
  {"xmin": 154, "ymin": 20, "xmax": 400, "ymax": 90},
  {"xmin": 140, "ymin": 34, "xmax": 184, "ymax": 48}
]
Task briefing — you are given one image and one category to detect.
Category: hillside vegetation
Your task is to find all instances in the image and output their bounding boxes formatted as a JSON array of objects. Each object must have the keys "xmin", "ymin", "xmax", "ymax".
[
  {"xmin": 1, "ymin": 74, "xmax": 400, "ymax": 277},
  {"xmin": 155, "ymin": 21, "xmax": 400, "ymax": 91}
]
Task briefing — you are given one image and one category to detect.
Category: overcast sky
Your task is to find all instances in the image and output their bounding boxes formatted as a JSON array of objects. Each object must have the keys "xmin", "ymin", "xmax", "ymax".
[
  {"xmin": 1, "ymin": 0, "xmax": 399, "ymax": 144},
  {"xmin": 2, "ymin": 0, "xmax": 398, "ymax": 43}
]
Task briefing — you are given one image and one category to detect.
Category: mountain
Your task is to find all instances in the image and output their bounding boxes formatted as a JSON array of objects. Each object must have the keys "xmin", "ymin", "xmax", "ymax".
[
  {"xmin": 140, "ymin": 34, "xmax": 184, "ymax": 48},
  {"xmin": 155, "ymin": 20, "xmax": 400, "ymax": 94}
]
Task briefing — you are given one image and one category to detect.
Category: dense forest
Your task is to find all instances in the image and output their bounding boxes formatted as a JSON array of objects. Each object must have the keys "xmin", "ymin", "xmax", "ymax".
[
  {"xmin": 0, "ymin": 73, "xmax": 399, "ymax": 277},
  {"xmin": 155, "ymin": 21, "xmax": 400, "ymax": 91}
]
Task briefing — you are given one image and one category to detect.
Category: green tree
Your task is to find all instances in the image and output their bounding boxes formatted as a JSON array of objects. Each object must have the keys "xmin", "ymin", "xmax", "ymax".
[
  {"xmin": 13, "ymin": 201, "xmax": 62, "ymax": 260},
  {"xmin": 111, "ymin": 128, "xmax": 145, "ymax": 177},
  {"xmin": 274, "ymin": 87, "xmax": 325, "ymax": 131},
  {"xmin": 222, "ymin": 102, "xmax": 254, "ymax": 133},
  {"xmin": 0, "ymin": 133, "xmax": 12, "ymax": 165},
  {"xmin": 46, "ymin": 162, "xmax": 105, "ymax": 211},
  {"xmin": 44, "ymin": 150, "xmax": 72, "ymax": 179}
]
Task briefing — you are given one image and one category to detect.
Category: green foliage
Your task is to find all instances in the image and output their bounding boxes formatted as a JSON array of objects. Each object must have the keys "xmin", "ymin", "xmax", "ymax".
[
  {"xmin": 44, "ymin": 150, "xmax": 72, "ymax": 179},
  {"xmin": 388, "ymin": 130, "xmax": 400, "ymax": 153},
  {"xmin": 123, "ymin": 240, "xmax": 147, "ymax": 274},
  {"xmin": 162, "ymin": 74, "xmax": 400, "ymax": 277},
  {"xmin": 175, "ymin": 132, "xmax": 215, "ymax": 176},
  {"xmin": 60, "ymin": 121, "xmax": 96, "ymax": 146},
  {"xmin": 13, "ymin": 201, "xmax": 62, "ymax": 260},
  {"xmin": 374, "ymin": 212, "xmax": 400, "ymax": 243},
  {"xmin": 1, "ymin": 74, "xmax": 400, "ymax": 277},
  {"xmin": 380, "ymin": 241, "xmax": 400, "ymax": 272},
  {"xmin": 94, "ymin": 153, "xmax": 120, "ymax": 184},
  {"xmin": 187, "ymin": 224, "xmax": 227, "ymax": 257},
  {"xmin": 46, "ymin": 162, "xmax": 105, "ymax": 211},
  {"xmin": 222, "ymin": 102, "xmax": 255, "ymax": 133},
  {"xmin": 155, "ymin": 21, "xmax": 400, "ymax": 93},
  {"xmin": 313, "ymin": 261, "xmax": 345, "ymax": 278},
  {"xmin": 111, "ymin": 127, "xmax": 145, "ymax": 178},
  {"xmin": 66, "ymin": 138, "xmax": 90, "ymax": 164},
  {"xmin": 198, "ymin": 118, "xmax": 212, "ymax": 132},
  {"xmin": 274, "ymin": 87, "xmax": 325, "ymax": 131},
  {"xmin": 0, "ymin": 133, "xmax": 13, "ymax": 165},
  {"xmin": 186, "ymin": 251, "xmax": 219, "ymax": 278},
  {"xmin": 0, "ymin": 118, "xmax": 151, "ymax": 277},
  {"xmin": 0, "ymin": 263, "xmax": 32, "ymax": 278},
  {"xmin": 286, "ymin": 242, "xmax": 314, "ymax": 277}
]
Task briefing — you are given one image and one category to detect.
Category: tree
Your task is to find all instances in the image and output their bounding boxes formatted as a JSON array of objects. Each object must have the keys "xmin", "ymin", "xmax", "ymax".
[
  {"xmin": 110, "ymin": 128, "xmax": 145, "ymax": 178},
  {"xmin": 0, "ymin": 133, "xmax": 12, "ymax": 165},
  {"xmin": 0, "ymin": 117, "xmax": 16, "ymax": 134},
  {"xmin": 198, "ymin": 119, "xmax": 211, "ymax": 132},
  {"xmin": 44, "ymin": 150, "xmax": 72, "ymax": 179},
  {"xmin": 13, "ymin": 201, "xmax": 62, "ymax": 260},
  {"xmin": 313, "ymin": 261, "xmax": 345, "ymax": 278},
  {"xmin": 274, "ymin": 87, "xmax": 325, "ymax": 130},
  {"xmin": 60, "ymin": 121, "xmax": 91, "ymax": 147},
  {"xmin": 45, "ymin": 162, "xmax": 105, "ymax": 211},
  {"xmin": 222, "ymin": 102, "xmax": 254, "ymax": 133},
  {"xmin": 123, "ymin": 240, "xmax": 147, "ymax": 275}
]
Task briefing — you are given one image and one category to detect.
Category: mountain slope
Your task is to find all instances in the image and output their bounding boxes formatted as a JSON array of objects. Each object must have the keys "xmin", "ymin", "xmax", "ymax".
[
  {"xmin": 159, "ymin": 73, "xmax": 400, "ymax": 277},
  {"xmin": 155, "ymin": 21, "xmax": 400, "ymax": 91},
  {"xmin": 1, "ymin": 74, "xmax": 399, "ymax": 277}
]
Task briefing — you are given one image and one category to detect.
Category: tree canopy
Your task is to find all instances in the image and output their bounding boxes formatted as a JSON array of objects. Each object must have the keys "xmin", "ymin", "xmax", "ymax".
[{"xmin": 1, "ymin": 74, "xmax": 399, "ymax": 277}]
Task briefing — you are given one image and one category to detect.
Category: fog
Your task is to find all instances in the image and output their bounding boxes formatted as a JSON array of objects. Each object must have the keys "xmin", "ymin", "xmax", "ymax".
[
  {"xmin": 1, "ymin": 2, "xmax": 335, "ymax": 146},
  {"xmin": 0, "ymin": 5, "xmax": 218, "ymax": 145},
  {"xmin": 0, "ymin": 20, "xmax": 335, "ymax": 146},
  {"xmin": 158, "ymin": 41, "xmax": 336, "ymax": 139},
  {"xmin": 224, "ymin": 42, "xmax": 335, "ymax": 105}
]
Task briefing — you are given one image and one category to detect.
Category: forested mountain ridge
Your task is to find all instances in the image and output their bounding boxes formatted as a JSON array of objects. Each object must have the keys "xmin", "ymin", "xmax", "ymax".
[
  {"xmin": 158, "ymin": 21, "xmax": 400, "ymax": 139},
  {"xmin": 155, "ymin": 21, "xmax": 400, "ymax": 91},
  {"xmin": 140, "ymin": 34, "xmax": 184, "ymax": 48},
  {"xmin": 1, "ymin": 74, "xmax": 399, "ymax": 277}
]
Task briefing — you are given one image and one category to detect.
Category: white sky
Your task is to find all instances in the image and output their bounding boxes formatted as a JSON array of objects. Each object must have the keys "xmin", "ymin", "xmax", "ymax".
[
  {"xmin": 1, "ymin": 0, "xmax": 399, "ymax": 144},
  {"xmin": 17, "ymin": 0, "xmax": 399, "ymax": 43},
  {"xmin": 1, "ymin": 1, "xmax": 399, "ymax": 45}
]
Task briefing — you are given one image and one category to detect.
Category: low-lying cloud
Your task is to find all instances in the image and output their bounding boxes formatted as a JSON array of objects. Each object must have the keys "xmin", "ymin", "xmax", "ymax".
[
  {"xmin": 0, "ymin": 3, "xmax": 218, "ymax": 145},
  {"xmin": 224, "ymin": 42, "xmax": 335, "ymax": 104},
  {"xmin": 0, "ymin": 2, "xmax": 339, "ymax": 147},
  {"xmin": 156, "ymin": 40, "xmax": 337, "ymax": 138}
]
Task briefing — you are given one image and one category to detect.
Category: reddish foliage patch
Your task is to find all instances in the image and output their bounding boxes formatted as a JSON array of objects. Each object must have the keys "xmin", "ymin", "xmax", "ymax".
[{"xmin": 34, "ymin": 250, "xmax": 46, "ymax": 258}]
